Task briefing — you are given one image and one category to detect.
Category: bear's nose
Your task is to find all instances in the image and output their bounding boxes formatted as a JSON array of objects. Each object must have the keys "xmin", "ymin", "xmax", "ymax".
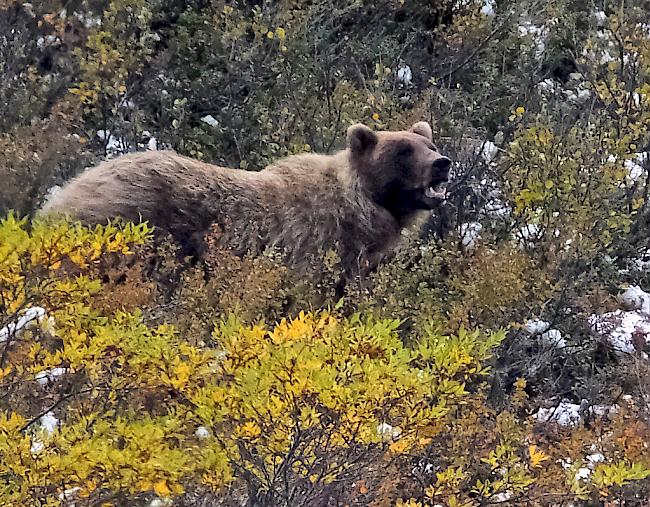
[{"xmin": 432, "ymin": 156, "xmax": 452, "ymax": 177}]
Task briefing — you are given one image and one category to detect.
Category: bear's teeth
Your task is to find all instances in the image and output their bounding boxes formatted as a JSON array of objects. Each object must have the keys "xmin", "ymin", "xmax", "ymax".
[{"xmin": 425, "ymin": 185, "xmax": 447, "ymax": 199}]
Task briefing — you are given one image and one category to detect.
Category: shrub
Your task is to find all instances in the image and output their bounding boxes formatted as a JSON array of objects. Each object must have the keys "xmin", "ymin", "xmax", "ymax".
[{"xmin": 0, "ymin": 214, "xmax": 508, "ymax": 506}]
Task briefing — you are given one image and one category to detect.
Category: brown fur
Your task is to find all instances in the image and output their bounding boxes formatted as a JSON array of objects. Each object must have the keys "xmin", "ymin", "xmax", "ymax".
[{"xmin": 42, "ymin": 122, "xmax": 451, "ymax": 276}]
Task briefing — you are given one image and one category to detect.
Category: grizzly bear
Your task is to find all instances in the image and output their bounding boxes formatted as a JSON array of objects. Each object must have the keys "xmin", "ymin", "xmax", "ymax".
[{"xmin": 42, "ymin": 121, "xmax": 451, "ymax": 277}]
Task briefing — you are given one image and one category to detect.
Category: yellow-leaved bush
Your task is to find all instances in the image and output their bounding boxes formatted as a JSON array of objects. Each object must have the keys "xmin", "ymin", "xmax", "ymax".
[
  {"xmin": 0, "ymin": 214, "xmax": 507, "ymax": 506},
  {"xmin": 2, "ymin": 215, "xmax": 649, "ymax": 506}
]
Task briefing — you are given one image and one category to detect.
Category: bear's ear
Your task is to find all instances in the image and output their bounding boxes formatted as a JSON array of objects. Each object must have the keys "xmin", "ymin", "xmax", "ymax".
[
  {"xmin": 409, "ymin": 121, "xmax": 434, "ymax": 141},
  {"xmin": 347, "ymin": 124, "xmax": 378, "ymax": 153}
]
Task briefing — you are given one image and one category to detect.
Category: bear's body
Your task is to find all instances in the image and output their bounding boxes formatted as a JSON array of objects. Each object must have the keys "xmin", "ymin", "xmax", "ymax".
[{"xmin": 43, "ymin": 122, "xmax": 450, "ymax": 276}]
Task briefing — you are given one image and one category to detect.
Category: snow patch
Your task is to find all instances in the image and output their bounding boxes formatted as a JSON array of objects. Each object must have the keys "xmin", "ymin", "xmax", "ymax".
[
  {"xmin": 200, "ymin": 115, "xmax": 220, "ymax": 128},
  {"xmin": 481, "ymin": 0, "xmax": 495, "ymax": 16},
  {"xmin": 35, "ymin": 367, "xmax": 68, "ymax": 387},
  {"xmin": 43, "ymin": 185, "xmax": 62, "ymax": 207},
  {"xmin": 493, "ymin": 492, "xmax": 512, "ymax": 502},
  {"xmin": 563, "ymin": 88, "xmax": 591, "ymax": 104},
  {"xmin": 625, "ymin": 158, "xmax": 645, "ymax": 183},
  {"xmin": 377, "ymin": 422, "xmax": 402, "ymax": 442},
  {"xmin": 516, "ymin": 224, "xmax": 541, "ymax": 249},
  {"xmin": 396, "ymin": 65, "xmax": 413, "ymax": 86},
  {"xmin": 0, "ymin": 307, "xmax": 46, "ymax": 343},
  {"xmin": 517, "ymin": 21, "xmax": 547, "ymax": 59},
  {"xmin": 40, "ymin": 412, "xmax": 59, "ymax": 434},
  {"xmin": 536, "ymin": 400, "xmax": 584, "ymax": 426},
  {"xmin": 30, "ymin": 439, "xmax": 44, "ymax": 455},
  {"xmin": 195, "ymin": 426, "xmax": 211, "ymax": 439},
  {"xmin": 58, "ymin": 487, "xmax": 81, "ymax": 501},
  {"xmin": 459, "ymin": 222, "xmax": 483, "ymax": 250},
  {"xmin": 482, "ymin": 198, "xmax": 512, "ymax": 218},
  {"xmin": 36, "ymin": 35, "xmax": 60, "ymax": 49},
  {"xmin": 593, "ymin": 11, "xmax": 607, "ymax": 26},
  {"xmin": 587, "ymin": 452, "xmax": 605, "ymax": 466},
  {"xmin": 149, "ymin": 499, "xmax": 174, "ymax": 507},
  {"xmin": 30, "ymin": 411, "xmax": 60, "ymax": 455},
  {"xmin": 537, "ymin": 78, "xmax": 558, "ymax": 94},
  {"xmin": 617, "ymin": 285, "xmax": 650, "ymax": 314},
  {"xmin": 589, "ymin": 310, "xmax": 650, "ymax": 355},
  {"xmin": 541, "ymin": 329, "xmax": 567, "ymax": 349},
  {"xmin": 575, "ymin": 467, "xmax": 592, "ymax": 481},
  {"xmin": 524, "ymin": 319, "xmax": 550, "ymax": 335},
  {"xmin": 480, "ymin": 140, "xmax": 498, "ymax": 163},
  {"xmin": 96, "ymin": 130, "xmax": 130, "ymax": 157}
]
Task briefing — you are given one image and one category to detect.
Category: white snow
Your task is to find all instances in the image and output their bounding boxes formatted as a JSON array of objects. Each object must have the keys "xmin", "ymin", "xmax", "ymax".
[
  {"xmin": 377, "ymin": 422, "xmax": 402, "ymax": 442},
  {"xmin": 536, "ymin": 400, "xmax": 582, "ymax": 426},
  {"xmin": 36, "ymin": 35, "xmax": 58, "ymax": 49},
  {"xmin": 537, "ymin": 402, "xmax": 617, "ymax": 427},
  {"xmin": 74, "ymin": 12, "xmax": 101, "ymax": 28},
  {"xmin": 493, "ymin": 492, "xmax": 512, "ymax": 502},
  {"xmin": 480, "ymin": 140, "xmax": 498, "ymax": 162},
  {"xmin": 483, "ymin": 199, "xmax": 512, "ymax": 218},
  {"xmin": 589, "ymin": 404, "xmax": 619, "ymax": 418},
  {"xmin": 35, "ymin": 367, "xmax": 68, "ymax": 387},
  {"xmin": 200, "ymin": 115, "xmax": 220, "ymax": 128},
  {"xmin": 575, "ymin": 467, "xmax": 592, "ymax": 481},
  {"xmin": 516, "ymin": 224, "xmax": 541, "ymax": 249},
  {"xmin": 563, "ymin": 88, "xmax": 592, "ymax": 104},
  {"xmin": 630, "ymin": 250, "xmax": 650, "ymax": 272},
  {"xmin": 30, "ymin": 438, "xmax": 44, "ymax": 455},
  {"xmin": 589, "ymin": 310, "xmax": 650, "ymax": 355},
  {"xmin": 637, "ymin": 23, "xmax": 650, "ymax": 37},
  {"xmin": 40, "ymin": 412, "xmax": 59, "ymax": 434},
  {"xmin": 607, "ymin": 154, "xmax": 646, "ymax": 185},
  {"xmin": 58, "ymin": 487, "xmax": 81, "ymax": 501},
  {"xmin": 476, "ymin": 178, "xmax": 501, "ymax": 200},
  {"xmin": 30, "ymin": 411, "xmax": 60, "ymax": 456},
  {"xmin": 480, "ymin": 0, "xmax": 495, "ymax": 16},
  {"xmin": 119, "ymin": 99, "xmax": 136, "ymax": 110},
  {"xmin": 459, "ymin": 222, "xmax": 483, "ymax": 250},
  {"xmin": 525, "ymin": 319, "xmax": 550, "ymax": 335},
  {"xmin": 146, "ymin": 137, "xmax": 158, "ymax": 151},
  {"xmin": 599, "ymin": 50, "xmax": 616, "ymax": 64},
  {"xmin": 586, "ymin": 452, "xmax": 605, "ymax": 466},
  {"xmin": 0, "ymin": 307, "xmax": 46, "ymax": 343},
  {"xmin": 632, "ymin": 92, "xmax": 647, "ymax": 108},
  {"xmin": 537, "ymin": 78, "xmax": 557, "ymax": 94},
  {"xmin": 96, "ymin": 130, "xmax": 129, "ymax": 156},
  {"xmin": 195, "ymin": 426, "xmax": 211, "ymax": 439},
  {"xmin": 593, "ymin": 11, "xmax": 607, "ymax": 26},
  {"xmin": 517, "ymin": 21, "xmax": 547, "ymax": 59},
  {"xmin": 396, "ymin": 65, "xmax": 413, "ymax": 86},
  {"xmin": 43, "ymin": 185, "xmax": 62, "ymax": 207},
  {"xmin": 149, "ymin": 499, "xmax": 174, "ymax": 507},
  {"xmin": 624, "ymin": 158, "xmax": 645, "ymax": 183},
  {"xmin": 541, "ymin": 329, "xmax": 567, "ymax": 349},
  {"xmin": 617, "ymin": 285, "xmax": 650, "ymax": 314}
]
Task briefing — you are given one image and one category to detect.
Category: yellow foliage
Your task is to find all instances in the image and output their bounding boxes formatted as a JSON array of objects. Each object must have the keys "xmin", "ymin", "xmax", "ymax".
[{"xmin": 0, "ymin": 214, "xmax": 511, "ymax": 505}]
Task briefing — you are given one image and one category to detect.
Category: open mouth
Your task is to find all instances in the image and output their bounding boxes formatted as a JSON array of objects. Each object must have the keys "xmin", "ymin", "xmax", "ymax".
[{"xmin": 424, "ymin": 180, "xmax": 448, "ymax": 200}]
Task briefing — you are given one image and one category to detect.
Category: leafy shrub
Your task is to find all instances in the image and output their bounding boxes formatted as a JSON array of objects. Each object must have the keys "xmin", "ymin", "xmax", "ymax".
[
  {"xmin": 3, "ymin": 216, "xmax": 650, "ymax": 506},
  {"xmin": 0, "ymin": 215, "xmax": 508, "ymax": 506}
]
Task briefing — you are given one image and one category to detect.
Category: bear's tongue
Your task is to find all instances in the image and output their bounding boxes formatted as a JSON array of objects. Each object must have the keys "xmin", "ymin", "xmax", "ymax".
[{"xmin": 425, "ymin": 181, "xmax": 447, "ymax": 200}]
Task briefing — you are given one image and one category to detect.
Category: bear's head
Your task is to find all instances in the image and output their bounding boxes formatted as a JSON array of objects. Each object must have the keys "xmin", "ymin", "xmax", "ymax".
[{"xmin": 346, "ymin": 121, "xmax": 451, "ymax": 222}]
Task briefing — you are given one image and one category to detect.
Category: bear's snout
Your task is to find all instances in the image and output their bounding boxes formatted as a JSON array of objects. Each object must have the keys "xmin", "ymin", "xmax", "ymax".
[{"xmin": 432, "ymin": 157, "xmax": 452, "ymax": 179}]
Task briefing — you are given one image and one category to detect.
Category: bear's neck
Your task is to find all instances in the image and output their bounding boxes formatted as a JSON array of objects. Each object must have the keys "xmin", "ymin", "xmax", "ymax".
[{"xmin": 373, "ymin": 182, "xmax": 423, "ymax": 227}]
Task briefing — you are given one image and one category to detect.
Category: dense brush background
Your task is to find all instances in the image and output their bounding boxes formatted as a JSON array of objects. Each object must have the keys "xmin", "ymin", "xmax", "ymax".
[{"xmin": 2, "ymin": 0, "xmax": 650, "ymax": 505}]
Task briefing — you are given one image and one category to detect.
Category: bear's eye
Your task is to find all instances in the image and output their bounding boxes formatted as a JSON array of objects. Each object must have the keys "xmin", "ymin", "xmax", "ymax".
[{"xmin": 396, "ymin": 145, "xmax": 413, "ymax": 158}]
